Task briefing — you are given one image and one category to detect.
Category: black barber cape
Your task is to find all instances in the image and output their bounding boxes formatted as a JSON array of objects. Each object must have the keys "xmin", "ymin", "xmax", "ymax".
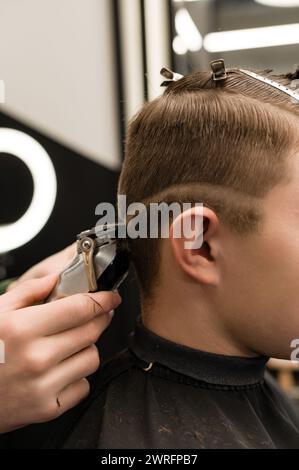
[{"xmin": 2, "ymin": 321, "xmax": 299, "ymax": 449}]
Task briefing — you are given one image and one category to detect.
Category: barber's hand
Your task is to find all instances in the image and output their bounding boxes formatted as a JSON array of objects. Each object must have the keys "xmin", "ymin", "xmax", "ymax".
[
  {"xmin": 0, "ymin": 275, "xmax": 122, "ymax": 433},
  {"xmin": 7, "ymin": 244, "xmax": 76, "ymax": 291}
]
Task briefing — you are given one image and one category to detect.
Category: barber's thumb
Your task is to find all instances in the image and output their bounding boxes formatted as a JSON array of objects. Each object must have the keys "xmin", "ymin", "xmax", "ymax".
[{"xmin": 86, "ymin": 291, "xmax": 122, "ymax": 315}]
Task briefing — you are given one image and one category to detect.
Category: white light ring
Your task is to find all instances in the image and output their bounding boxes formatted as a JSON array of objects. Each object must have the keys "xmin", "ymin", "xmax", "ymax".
[{"xmin": 0, "ymin": 128, "xmax": 57, "ymax": 253}]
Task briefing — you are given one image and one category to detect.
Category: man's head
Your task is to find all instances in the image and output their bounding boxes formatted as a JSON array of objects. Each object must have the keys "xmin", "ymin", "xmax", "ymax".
[{"xmin": 118, "ymin": 64, "xmax": 299, "ymax": 359}]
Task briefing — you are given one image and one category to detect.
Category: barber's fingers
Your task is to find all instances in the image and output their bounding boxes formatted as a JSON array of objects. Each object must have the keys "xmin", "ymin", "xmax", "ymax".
[
  {"xmin": 37, "ymin": 313, "xmax": 113, "ymax": 364},
  {"xmin": 55, "ymin": 378, "xmax": 90, "ymax": 417},
  {"xmin": 0, "ymin": 275, "xmax": 58, "ymax": 313},
  {"xmin": 7, "ymin": 244, "xmax": 76, "ymax": 290},
  {"xmin": 44, "ymin": 345, "xmax": 100, "ymax": 392},
  {"xmin": 34, "ymin": 379, "xmax": 90, "ymax": 424},
  {"xmin": 19, "ymin": 290, "xmax": 122, "ymax": 337}
]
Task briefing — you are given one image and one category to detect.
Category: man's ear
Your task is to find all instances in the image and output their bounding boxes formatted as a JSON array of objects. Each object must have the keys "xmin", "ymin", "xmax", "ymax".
[{"xmin": 170, "ymin": 206, "xmax": 221, "ymax": 286}]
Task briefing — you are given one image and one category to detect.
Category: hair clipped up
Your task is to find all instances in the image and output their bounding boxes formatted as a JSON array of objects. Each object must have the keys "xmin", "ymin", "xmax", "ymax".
[{"xmin": 119, "ymin": 61, "xmax": 299, "ymax": 298}]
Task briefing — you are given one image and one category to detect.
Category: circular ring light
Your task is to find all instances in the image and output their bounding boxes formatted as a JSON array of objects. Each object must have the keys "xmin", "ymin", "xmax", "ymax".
[{"xmin": 0, "ymin": 128, "xmax": 57, "ymax": 253}]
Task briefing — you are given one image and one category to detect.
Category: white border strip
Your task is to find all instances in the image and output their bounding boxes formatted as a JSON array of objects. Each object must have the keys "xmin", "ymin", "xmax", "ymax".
[
  {"xmin": 119, "ymin": 0, "xmax": 145, "ymax": 121},
  {"xmin": 144, "ymin": 0, "xmax": 172, "ymax": 100}
]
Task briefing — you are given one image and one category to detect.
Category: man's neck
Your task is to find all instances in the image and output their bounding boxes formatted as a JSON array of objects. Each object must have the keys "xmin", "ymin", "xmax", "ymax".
[{"xmin": 141, "ymin": 294, "xmax": 257, "ymax": 357}]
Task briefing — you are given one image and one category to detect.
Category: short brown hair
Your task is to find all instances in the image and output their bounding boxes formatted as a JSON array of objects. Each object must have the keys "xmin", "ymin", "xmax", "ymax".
[{"xmin": 118, "ymin": 65, "xmax": 299, "ymax": 299}]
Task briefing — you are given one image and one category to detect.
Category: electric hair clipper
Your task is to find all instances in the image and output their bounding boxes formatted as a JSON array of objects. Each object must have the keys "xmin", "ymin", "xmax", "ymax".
[{"xmin": 46, "ymin": 224, "xmax": 130, "ymax": 302}]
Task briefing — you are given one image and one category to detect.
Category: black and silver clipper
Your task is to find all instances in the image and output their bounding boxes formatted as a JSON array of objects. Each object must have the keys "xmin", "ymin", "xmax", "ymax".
[{"xmin": 47, "ymin": 224, "xmax": 130, "ymax": 302}]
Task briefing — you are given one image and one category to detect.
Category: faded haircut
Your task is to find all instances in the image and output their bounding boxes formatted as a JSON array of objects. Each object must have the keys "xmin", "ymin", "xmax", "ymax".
[{"xmin": 118, "ymin": 65, "xmax": 299, "ymax": 299}]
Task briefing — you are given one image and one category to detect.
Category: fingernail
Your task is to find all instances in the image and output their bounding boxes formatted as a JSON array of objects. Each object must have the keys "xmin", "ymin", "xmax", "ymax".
[{"xmin": 109, "ymin": 310, "xmax": 115, "ymax": 319}]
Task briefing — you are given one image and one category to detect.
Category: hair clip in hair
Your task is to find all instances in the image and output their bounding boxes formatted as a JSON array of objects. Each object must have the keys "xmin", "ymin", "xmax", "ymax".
[
  {"xmin": 160, "ymin": 67, "xmax": 184, "ymax": 87},
  {"xmin": 210, "ymin": 59, "xmax": 228, "ymax": 82}
]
